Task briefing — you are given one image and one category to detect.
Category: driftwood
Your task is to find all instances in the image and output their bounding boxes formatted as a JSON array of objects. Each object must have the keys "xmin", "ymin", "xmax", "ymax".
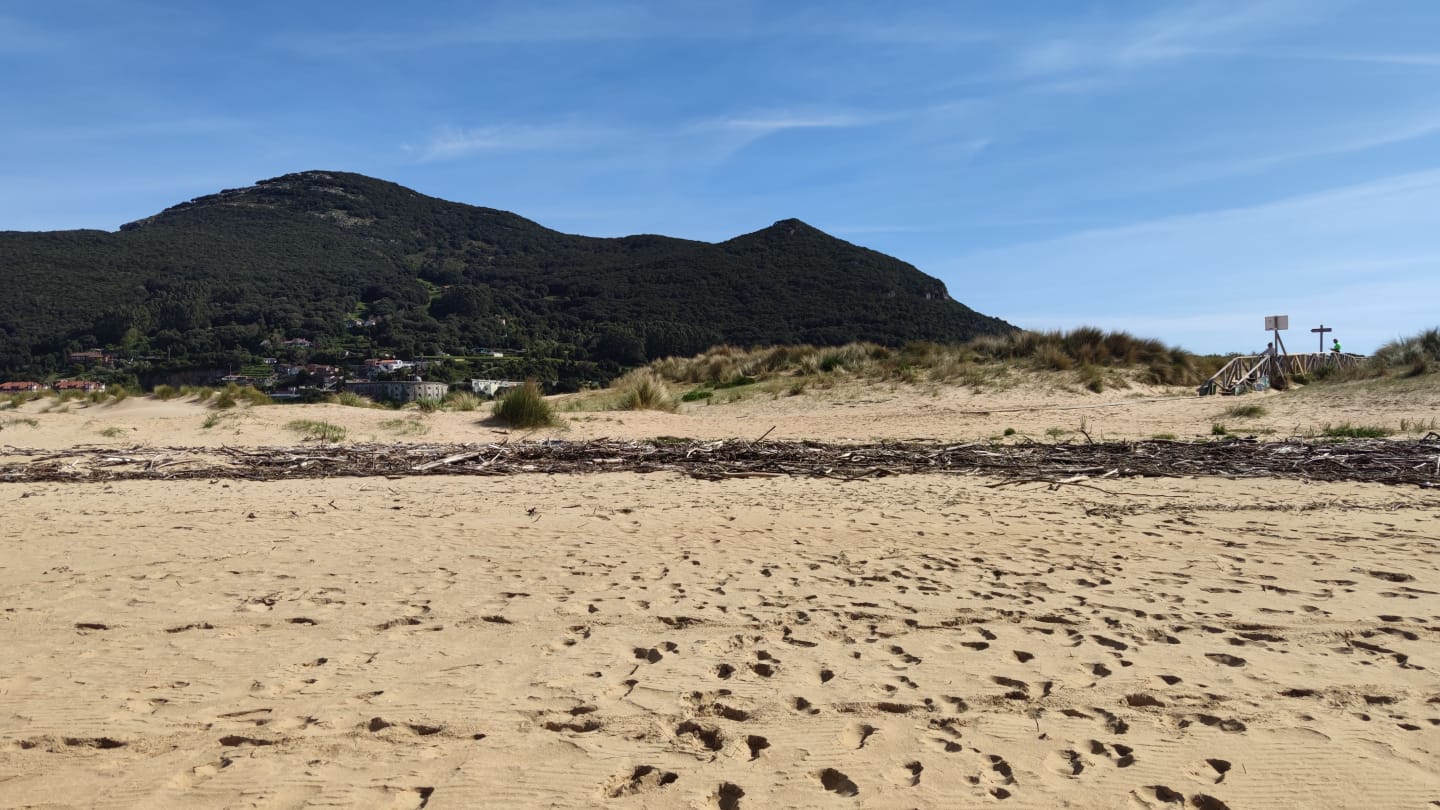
[{"xmin": 4, "ymin": 436, "xmax": 1440, "ymax": 487}]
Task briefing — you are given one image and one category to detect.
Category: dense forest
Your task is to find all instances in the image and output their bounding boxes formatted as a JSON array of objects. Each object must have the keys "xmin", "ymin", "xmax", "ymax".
[{"xmin": 0, "ymin": 171, "xmax": 1014, "ymax": 389}]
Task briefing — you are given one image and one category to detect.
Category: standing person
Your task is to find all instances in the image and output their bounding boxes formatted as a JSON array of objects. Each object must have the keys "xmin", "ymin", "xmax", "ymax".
[{"xmin": 1332, "ymin": 338, "xmax": 1342, "ymax": 354}]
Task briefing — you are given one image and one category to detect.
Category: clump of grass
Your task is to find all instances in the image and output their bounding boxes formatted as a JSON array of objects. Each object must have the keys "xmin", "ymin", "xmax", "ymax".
[
  {"xmin": 492, "ymin": 379, "xmax": 556, "ymax": 428},
  {"xmin": 613, "ymin": 369, "xmax": 676, "ymax": 411},
  {"xmin": 190, "ymin": 386, "xmax": 216, "ymax": 402},
  {"xmin": 330, "ymin": 391, "xmax": 376, "ymax": 408},
  {"xmin": 1078, "ymin": 364, "xmax": 1105, "ymax": 393},
  {"xmin": 1321, "ymin": 422, "xmax": 1392, "ymax": 439},
  {"xmin": 1151, "ymin": 433, "xmax": 1178, "ymax": 441},
  {"xmin": 98, "ymin": 426, "xmax": 127, "ymax": 438},
  {"xmin": 1400, "ymin": 417, "xmax": 1438, "ymax": 433},
  {"xmin": 1044, "ymin": 426, "xmax": 1067, "ymax": 439},
  {"xmin": 0, "ymin": 416, "xmax": 41, "ymax": 430},
  {"xmin": 444, "ymin": 391, "xmax": 482, "ymax": 411},
  {"xmin": 1002, "ymin": 427, "xmax": 1016, "ymax": 436},
  {"xmin": 413, "ymin": 398, "xmax": 442, "ymax": 413},
  {"xmin": 681, "ymin": 388, "xmax": 713, "ymax": 402},
  {"xmin": 380, "ymin": 416, "xmax": 429, "ymax": 436},
  {"xmin": 151, "ymin": 384, "xmax": 180, "ymax": 400},
  {"xmin": 286, "ymin": 419, "xmax": 347, "ymax": 442},
  {"xmin": 209, "ymin": 383, "xmax": 271, "ymax": 410},
  {"xmin": 1211, "ymin": 423, "xmax": 1229, "ymax": 436},
  {"xmin": 1223, "ymin": 403, "xmax": 1267, "ymax": 418},
  {"xmin": 200, "ymin": 411, "xmax": 231, "ymax": 429}
]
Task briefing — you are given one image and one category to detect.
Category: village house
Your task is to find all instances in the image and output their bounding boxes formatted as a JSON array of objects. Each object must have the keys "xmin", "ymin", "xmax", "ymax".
[
  {"xmin": 68, "ymin": 349, "xmax": 113, "ymax": 367},
  {"xmin": 53, "ymin": 379, "xmax": 106, "ymax": 392},
  {"xmin": 0, "ymin": 381, "xmax": 45, "ymax": 393},
  {"xmin": 361, "ymin": 358, "xmax": 412, "ymax": 378}
]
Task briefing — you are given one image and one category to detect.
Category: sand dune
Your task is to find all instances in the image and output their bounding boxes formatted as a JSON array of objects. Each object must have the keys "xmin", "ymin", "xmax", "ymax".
[{"xmin": 2, "ymin": 382, "xmax": 1439, "ymax": 808}]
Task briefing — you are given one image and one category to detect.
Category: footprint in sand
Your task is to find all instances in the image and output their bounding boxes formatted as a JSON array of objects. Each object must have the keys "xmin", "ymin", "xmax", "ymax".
[
  {"xmin": 816, "ymin": 768, "xmax": 859, "ymax": 797},
  {"xmin": 840, "ymin": 722, "xmax": 875, "ymax": 749},
  {"xmin": 603, "ymin": 765, "xmax": 678, "ymax": 799}
]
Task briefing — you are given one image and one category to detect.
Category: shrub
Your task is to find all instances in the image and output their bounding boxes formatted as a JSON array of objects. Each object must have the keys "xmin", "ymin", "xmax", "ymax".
[
  {"xmin": 444, "ymin": 391, "xmax": 482, "ymax": 411},
  {"xmin": 492, "ymin": 379, "xmax": 556, "ymax": 428},
  {"xmin": 681, "ymin": 388, "xmax": 713, "ymax": 402},
  {"xmin": 414, "ymin": 398, "xmax": 442, "ymax": 413},
  {"xmin": 331, "ymin": 391, "xmax": 375, "ymax": 408},
  {"xmin": 152, "ymin": 384, "xmax": 180, "ymax": 400},
  {"xmin": 1211, "ymin": 423, "xmax": 1229, "ymax": 436},
  {"xmin": 614, "ymin": 369, "xmax": 676, "ymax": 411},
  {"xmin": 99, "ymin": 426, "xmax": 127, "ymax": 438}
]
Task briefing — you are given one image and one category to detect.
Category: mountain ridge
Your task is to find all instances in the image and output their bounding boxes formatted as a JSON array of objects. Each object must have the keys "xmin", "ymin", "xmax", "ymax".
[{"xmin": 1, "ymin": 170, "xmax": 1014, "ymax": 388}]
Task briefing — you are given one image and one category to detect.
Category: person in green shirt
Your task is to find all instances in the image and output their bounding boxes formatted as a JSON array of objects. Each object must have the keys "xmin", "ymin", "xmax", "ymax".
[{"xmin": 1331, "ymin": 339, "xmax": 1342, "ymax": 354}]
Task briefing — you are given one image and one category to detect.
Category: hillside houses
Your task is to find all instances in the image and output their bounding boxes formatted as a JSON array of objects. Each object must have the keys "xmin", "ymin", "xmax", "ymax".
[{"xmin": 0, "ymin": 381, "xmax": 44, "ymax": 393}]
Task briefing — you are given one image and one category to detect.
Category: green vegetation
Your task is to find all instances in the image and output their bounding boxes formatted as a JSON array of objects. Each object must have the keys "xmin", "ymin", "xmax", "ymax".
[
  {"xmin": 380, "ymin": 416, "xmax": 429, "ymax": 436},
  {"xmin": 613, "ymin": 369, "xmax": 677, "ymax": 411},
  {"xmin": 1211, "ymin": 423, "xmax": 1229, "ymax": 436},
  {"xmin": 151, "ymin": 384, "xmax": 180, "ymax": 400},
  {"xmin": 1400, "ymin": 417, "xmax": 1438, "ymax": 433},
  {"xmin": 443, "ymin": 391, "xmax": 482, "ymax": 411},
  {"xmin": 643, "ymin": 328, "xmax": 1211, "ymax": 393},
  {"xmin": 1321, "ymin": 423, "xmax": 1392, "ymax": 439},
  {"xmin": 0, "ymin": 416, "xmax": 40, "ymax": 430},
  {"xmin": 330, "ymin": 391, "xmax": 375, "ymax": 408},
  {"xmin": 99, "ymin": 426, "xmax": 127, "ymax": 438},
  {"xmin": 210, "ymin": 383, "xmax": 268, "ymax": 409},
  {"xmin": 492, "ymin": 379, "xmax": 557, "ymax": 428},
  {"xmin": 1222, "ymin": 403, "xmax": 1267, "ymax": 418},
  {"xmin": 681, "ymin": 388, "xmax": 713, "ymax": 402},
  {"xmin": 0, "ymin": 171, "xmax": 1012, "ymax": 390},
  {"xmin": 200, "ymin": 411, "xmax": 230, "ymax": 429},
  {"xmin": 285, "ymin": 419, "xmax": 347, "ymax": 442},
  {"xmin": 1373, "ymin": 327, "xmax": 1440, "ymax": 377}
]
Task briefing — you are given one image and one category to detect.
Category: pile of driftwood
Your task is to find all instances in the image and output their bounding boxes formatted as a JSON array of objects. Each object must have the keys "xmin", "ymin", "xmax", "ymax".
[{"xmin": 3, "ymin": 435, "xmax": 1439, "ymax": 486}]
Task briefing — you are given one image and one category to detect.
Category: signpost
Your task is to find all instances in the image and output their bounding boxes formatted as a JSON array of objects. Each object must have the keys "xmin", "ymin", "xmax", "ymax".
[
  {"xmin": 1263, "ymin": 315, "xmax": 1290, "ymax": 356},
  {"xmin": 1311, "ymin": 324, "xmax": 1332, "ymax": 353}
]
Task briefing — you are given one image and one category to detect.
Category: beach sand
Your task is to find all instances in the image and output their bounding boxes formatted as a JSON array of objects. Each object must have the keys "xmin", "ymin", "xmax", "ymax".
[{"xmin": 2, "ymin": 380, "xmax": 1438, "ymax": 808}]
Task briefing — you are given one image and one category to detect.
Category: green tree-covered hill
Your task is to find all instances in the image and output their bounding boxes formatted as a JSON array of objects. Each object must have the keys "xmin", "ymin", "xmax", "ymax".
[{"xmin": 0, "ymin": 171, "xmax": 1014, "ymax": 387}]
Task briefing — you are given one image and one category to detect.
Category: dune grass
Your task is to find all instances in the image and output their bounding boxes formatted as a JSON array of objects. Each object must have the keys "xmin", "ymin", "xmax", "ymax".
[
  {"xmin": 642, "ymin": 329, "xmax": 1214, "ymax": 394},
  {"xmin": 1222, "ymin": 403, "xmax": 1267, "ymax": 418},
  {"xmin": 492, "ymin": 379, "xmax": 556, "ymax": 428},
  {"xmin": 285, "ymin": 419, "xmax": 347, "ymax": 442},
  {"xmin": 612, "ymin": 369, "xmax": 677, "ymax": 411}
]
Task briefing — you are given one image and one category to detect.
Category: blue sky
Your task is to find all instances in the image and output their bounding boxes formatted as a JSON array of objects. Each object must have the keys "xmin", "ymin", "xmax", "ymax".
[{"xmin": 4, "ymin": 1, "xmax": 1439, "ymax": 354}]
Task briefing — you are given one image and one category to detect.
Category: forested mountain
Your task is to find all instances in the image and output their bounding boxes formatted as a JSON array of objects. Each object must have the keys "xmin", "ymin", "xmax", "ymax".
[{"xmin": 1, "ymin": 171, "xmax": 1014, "ymax": 388}]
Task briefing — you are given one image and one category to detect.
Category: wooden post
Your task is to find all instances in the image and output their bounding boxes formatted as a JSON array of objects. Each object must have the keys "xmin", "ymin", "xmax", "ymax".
[{"xmin": 1311, "ymin": 324, "xmax": 1332, "ymax": 353}]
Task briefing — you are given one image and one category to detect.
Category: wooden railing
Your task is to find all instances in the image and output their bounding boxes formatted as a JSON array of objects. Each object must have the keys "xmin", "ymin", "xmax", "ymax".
[{"xmin": 1198, "ymin": 352, "xmax": 1365, "ymax": 396}]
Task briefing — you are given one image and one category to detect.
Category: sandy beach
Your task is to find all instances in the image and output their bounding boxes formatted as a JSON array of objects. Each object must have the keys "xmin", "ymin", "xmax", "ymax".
[{"xmin": 2, "ymin": 380, "xmax": 1438, "ymax": 809}]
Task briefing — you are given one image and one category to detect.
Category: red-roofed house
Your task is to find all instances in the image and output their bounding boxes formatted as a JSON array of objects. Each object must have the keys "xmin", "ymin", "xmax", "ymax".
[
  {"xmin": 0, "ymin": 381, "xmax": 44, "ymax": 393},
  {"xmin": 54, "ymin": 379, "xmax": 107, "ymax": 392}
]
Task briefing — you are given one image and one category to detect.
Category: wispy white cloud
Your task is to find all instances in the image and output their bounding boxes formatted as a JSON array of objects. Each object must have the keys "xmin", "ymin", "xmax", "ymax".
[
  {"xmin": 408, "ymin": 122, "xmax": 620, "ymax": 161},
  {"xmin": 1011, "ymin": 0, "xmax": 1325, "ymax": 78},
  {"xmin": 411, "ymin": 107, "xmax": 889, "ymax": 163},
  {"xmin": 939, "ymin": 168, "xmax": 1440, "ymax": 352}
]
